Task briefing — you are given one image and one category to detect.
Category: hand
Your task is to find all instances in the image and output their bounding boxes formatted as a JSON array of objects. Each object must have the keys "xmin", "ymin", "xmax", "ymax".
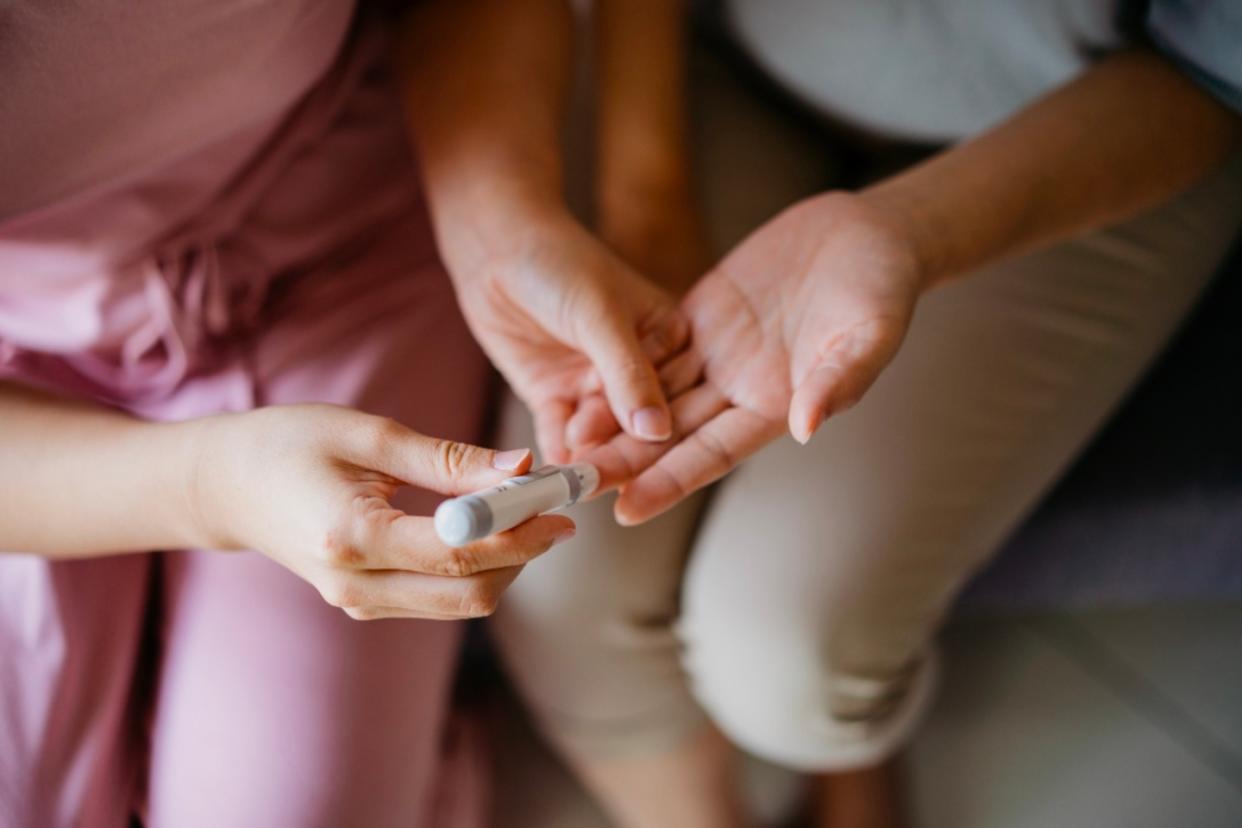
[
  {"xmin": 453, "ymin": 206, "xmax": 688, "ymax": 463},
  {"xmin": 553, "ymin": 181, "xmax": 713, "ymax": 455},
  {"xmin": 583, "ymin": 191, "xmax": 925, "ymax": 524},
  {"xmin": 192, "ymin": 404, "xmax": 575, "ymax": 620}
]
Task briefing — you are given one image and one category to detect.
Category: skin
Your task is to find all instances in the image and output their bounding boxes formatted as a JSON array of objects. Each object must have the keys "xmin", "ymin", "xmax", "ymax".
[
  {"xmin": 594, "ymin": 0, "xmax": 713, "ymax": 296},
  {"xmin": 0, "ymin": 385, "xmax": 574, "ymax": 620},
  {"xmin": 584, "ymin": 50, "xmax": 1242, "ymax": 527},
  {"xmin": 398, "ymin": 0, "xmax": 689, "ymax": 464},
  {"xmin": 561, "ymin": 0, "xmax": 715, "ymax": 454},
  {"xmin": 542, "ymin": 4, "xmax": 749, "ymax": 828},
  {"xmin": 0, "ymin": 0, "xmax": 690, "ymax": 626},
  {"xmin": 5, "ymin": 4, "xmax": 1239, "ymax": 826}
]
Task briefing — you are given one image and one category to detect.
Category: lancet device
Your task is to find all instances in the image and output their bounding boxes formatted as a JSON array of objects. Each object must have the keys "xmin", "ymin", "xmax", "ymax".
[{"xmin": 434, "ymin": 463, "xmax": 600, "ymax": 547}]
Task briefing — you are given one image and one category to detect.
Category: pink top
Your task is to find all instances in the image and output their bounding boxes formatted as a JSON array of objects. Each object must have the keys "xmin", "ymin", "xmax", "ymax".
[
  {"xmin": 0, "ymin": 0, "xmax": 356, "ymax": 219},
  {"xmin": 0, "ymin": 1, "xmax": 441, "ymax": 421},
  {"xmin": 0, "ymin": 10, "xmax": 490, "ymax": 825}
]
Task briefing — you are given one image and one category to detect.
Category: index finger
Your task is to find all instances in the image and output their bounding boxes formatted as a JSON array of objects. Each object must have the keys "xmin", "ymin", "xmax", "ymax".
[
  {"xmin": 580, "ymin": 382, "xmax": 731, "ymax": 493},
  {"xmin": 614, "ymin": 407, "xmax": 782, "ymax": 525}
]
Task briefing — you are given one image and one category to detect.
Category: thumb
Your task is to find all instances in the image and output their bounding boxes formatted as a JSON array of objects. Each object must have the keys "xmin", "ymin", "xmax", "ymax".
[
  {"xmin": 578, "ymin": 303, "xmax": 674, "ymax": 443},
  {"xmin": 788, "ymin": 326, "xmax": 899, "ymax": 444},
  {"xmin": 357, "ymin": 422, "xmax": 533, "ymax": 495},
  {"xmin": 788, "ymin": 359, "xmax": 861, "ymax": 445}
]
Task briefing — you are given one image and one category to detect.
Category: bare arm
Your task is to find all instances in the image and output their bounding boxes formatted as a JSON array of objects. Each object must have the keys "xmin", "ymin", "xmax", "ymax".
[
  {"xmin": 397, "ymin": 0, "xmax": 687, "ymax": 458},
  {"xmin": 593, "ymin": 0, "xmax": 708, "ymax": 291},
  {"xmin": 589, "ymin": 47, "xmax": 1242, "ymax": 522},
  {"xmin": 0, "ymin": 381, "xmax": 574, "ymax": 620},
  {"xmin": 595, "ymin": 0, "xmax": 692, "ymax": 202},
  {"xmin": 397, "ymin": 0, "xmax": 574, "ymax": 276},
  {"xmin": 867, "ymin": 49, "xmax": 1242, "ymax": 289},
  {"xmin": 0, "ymin": 383, "xmax": 209, "ymax": 557}
]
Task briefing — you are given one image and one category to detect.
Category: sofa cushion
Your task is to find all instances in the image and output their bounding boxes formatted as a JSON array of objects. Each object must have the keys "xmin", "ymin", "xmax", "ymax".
[{"xmin": 961, "ymin": 239, "xmax": 1242, "ymax": 612}]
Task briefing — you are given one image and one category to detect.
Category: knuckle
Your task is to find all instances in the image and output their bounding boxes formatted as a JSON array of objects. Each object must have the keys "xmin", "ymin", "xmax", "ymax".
[
  {"xmin": 440, "ymin": 545, "xmax": 477, "ymax": 578},
  {"xmin": 643, "ymin": 327, "xmax": 673, "ymax": 356},
  {"xmin": 643, "ymin": 314, "xmax": 686, "ymax": 358},
  {"xmin": 650, "ymin": 463, "xmax": 692, "ymax": 503},
  {"xmin": 320, "ymin": 525, "xmax": 365, "ymax": 569},
  {"xmin": 612, "ymin": 354, "xmax": 653, "ymax": 385},
  {"xmin": 430, "ymin": 438, "xmax": 472, "ymax": 481},
  {"xmin": 318, "ymin": 576, "xmax": 360, "ymax": 609},
  {"xmin": 458, "ymin": 582, "xmax": 500, "ymax": 618},
  {"xmin": 692, "ymin": 429, "xmax": 735, "ymax": 473},
  {"xmin": 366, "ymin": 416, "xmax": 403, "ymax": 455}
]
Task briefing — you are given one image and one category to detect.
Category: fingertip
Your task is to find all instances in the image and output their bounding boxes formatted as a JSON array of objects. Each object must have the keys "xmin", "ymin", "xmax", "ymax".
[
  {"xmin": 631, "ymin": 405, "xmax": 673, "ymax": 442},
  {"xmin": 613, "ymin": 503, "xmax": 640, "ymax": 527},
  {"xmin": 789, "ymin": 409, "xmax": 823, "ymax": 445},
  {"xmin": 579, "ymin": 454, "xmax": 622, "ymax": 497},
  {"xmin": 538, "ymin": 514, "xmax": 577, "ymax": 543},
  {"xmin": 492, "ymin": 447, "xmax": 533, "ymax": 472},
  {"xmin": 587, "ymin": 324, "xmax": 671, "ymax": 443},
  {"xmin": 613, "ymin": 493, "xmax": 653, "ymax": 527}
]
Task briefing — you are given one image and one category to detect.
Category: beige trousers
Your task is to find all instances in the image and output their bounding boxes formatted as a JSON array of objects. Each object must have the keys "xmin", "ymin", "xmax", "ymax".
[{"xmin": 488, "ymin": 55, "xmax": 1242, "ymax": 770}]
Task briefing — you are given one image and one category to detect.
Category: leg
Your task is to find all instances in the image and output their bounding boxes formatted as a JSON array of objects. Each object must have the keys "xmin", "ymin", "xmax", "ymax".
[
  {"xmin": 146, "ymin": 219, "xmax": 494, "ymax": 826},
  {"xmin": 676, "ymin": 157, "xmax": 1242, "ymax": 823},
  {"xmin": 0, "ymin": 554, "xmax": 153, "ymax": 828},
  {"xmin": 483, "ymin": 31, "xmax": 847, "ymax": 827},
  {"xmin": 489, "ymin": 394, "xmax": 746, "ymax": 828}
]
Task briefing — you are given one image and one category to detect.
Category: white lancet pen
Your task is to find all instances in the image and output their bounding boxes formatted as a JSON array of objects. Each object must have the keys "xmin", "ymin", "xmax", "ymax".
[{"xmin": 434, "ymin": 463, "xmax": 600, "ymax": 546}]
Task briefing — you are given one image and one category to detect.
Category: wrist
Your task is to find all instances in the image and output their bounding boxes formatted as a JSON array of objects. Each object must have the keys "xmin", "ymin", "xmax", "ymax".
[
  {"xmin": 172, "ymin": 412, "xmax": 249, "ymax": 552},
  {"xmin": 433, "ymin": 175, "xmax": 576, "ymax": 286},
  {"xmin": 854, "ymin": 183, "xmax": 946, "ymax": 293}
]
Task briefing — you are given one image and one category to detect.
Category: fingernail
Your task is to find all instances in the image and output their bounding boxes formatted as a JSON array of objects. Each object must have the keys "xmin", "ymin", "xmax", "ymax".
[
  {"xmin": 492, "ymin": 448, "xmax": 531, "ymax": 471},
  {"xmin": 553, "ymin": 527, "xmax": 577, "ymax": 544},
  {"xmin": 614, "ymin": 504, "xmax": 640, "ymax": 527},
  {"xmin": 796, "ymin": 412, "xmax": 825, "ymax": 445},
  {"xmin": 631, "ymin": 406, "xmax": 672, "ymax": 441}
]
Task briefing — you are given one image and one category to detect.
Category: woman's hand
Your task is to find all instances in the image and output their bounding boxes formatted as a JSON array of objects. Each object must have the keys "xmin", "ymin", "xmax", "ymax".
[
  {"xmin": 193, "ymin": 404, "xmax": 575, "ymax": 620},
  {"xmin": 399, "ymin": 1, "xmax": 691, "ymax": 462},
  {"xmin": 548, "ymin": 180, "xmax": 712, "ymax": 456},
  {"xmin": 577, "ymin": 48, "xmax": 1242, "ymax": 526},
  {"xmin": 453, "ymin": 206, "xmax": 689, "ymax": 463},
  {"xmin": 583, "ymin": 191, "xmax": 925, "ymax": 523}
]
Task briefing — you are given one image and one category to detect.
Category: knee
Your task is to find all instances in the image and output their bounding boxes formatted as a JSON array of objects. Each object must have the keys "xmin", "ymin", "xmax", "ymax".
[
  {"xmin": 678, "ymin": 602, "xmax": 938, "ymax": 772},
  {"xmin": 491, "ymin": 556, "xmax": 703, "ymax": 758},
  {"xmin": 488, "ymin": 498, "xmax": 708, "ymax": 758}
]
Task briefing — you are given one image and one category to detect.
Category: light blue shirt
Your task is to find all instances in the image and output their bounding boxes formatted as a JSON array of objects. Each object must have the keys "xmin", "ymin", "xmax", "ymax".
[
  {"xmin": 727, "ymin": 0, "xmax": 1242, "ymax": 144},
  {"xmin": 1148, "ymin": 0, "xmax": 1242, "ymax": 113}
]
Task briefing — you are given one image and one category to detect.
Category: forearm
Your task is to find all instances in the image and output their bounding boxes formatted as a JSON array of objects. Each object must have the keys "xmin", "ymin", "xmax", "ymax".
[
  {"xmin": 0, "ymin": 383, "xmax": 212, "ymax": 557},
  {"xmin": 865, "ymin": 49, "xmax": 1242, "ymax": 288},
  {"xmin": 397, "ymin": 0, "xmax": 576, "ymax": 279},
  {"xmin": 595, "ymin": 0, "xmax": 695, "ymax": 220}
]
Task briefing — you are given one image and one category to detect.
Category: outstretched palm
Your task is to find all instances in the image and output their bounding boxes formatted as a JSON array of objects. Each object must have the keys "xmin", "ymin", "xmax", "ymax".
[{"xmin": 583, "ymin": 192, "xmax": 924, "ymax": 524}]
